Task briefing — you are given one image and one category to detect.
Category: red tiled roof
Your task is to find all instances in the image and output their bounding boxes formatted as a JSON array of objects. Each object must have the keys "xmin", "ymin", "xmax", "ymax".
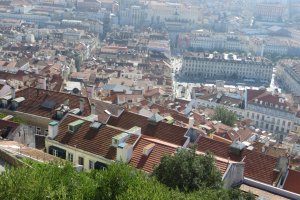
[
  {"xmin": 90, "ymin": 99, "xmax": 123, "ymax": 123},
  {"xmin": 15, "ymin": 87, "xmax": 91, "ymax": 119},
  {"xmin": 149, "ymin": 103, "xmax": 189, "ymax": 124},
  {"xmin": 129, "ymin": 137, "xmax": 177, "ymax": 172},
  {"xmin": 54, "ymin": 115, "xmax": 138, "ymax": 160},
  {"xmin": 108, "ymin": 111, "xmax": 188, "ymax": 146},
  {"xmin": 129, "ymin": 136, "xmax": 229, "ymax": 175},
  {"xmin": 247, "ymin": 89, "xmax": 291, "ymax": 111},
  {"xmin": 197, "ymin": 137, "xmax": 279, "ymax": 185},
  {"xmin": 247, "ymin": 89, "xmax": 266, "ymax": 102},
  {"xmin": 144, "ymin": 88, "xmax": 165, "ymax": 97},
  {"xmin": 283, "ymin": 169, "xmax": 300, "ymax": 195}
]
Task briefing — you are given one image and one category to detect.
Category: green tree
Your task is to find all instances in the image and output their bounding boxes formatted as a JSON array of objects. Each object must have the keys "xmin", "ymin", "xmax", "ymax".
[
  {"xmin": 152, "ymin": 147, "xmax": 223, "ymax": 192},
  {"xmin": 212, "ymin": 106, "xmax": 237, "ymax": 127},
  {"xmin": 0, "ymin": 161, "xmax": 97, "ymax": 200},
  {"xmin": 0, "ymin": 157, "xmax": 254, "ymax": 200}
]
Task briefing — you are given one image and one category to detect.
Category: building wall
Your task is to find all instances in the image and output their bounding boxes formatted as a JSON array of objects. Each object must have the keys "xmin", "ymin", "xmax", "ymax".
[
  {"xmin": 181, "ymin": 56, "xmax": 273, "ymax": 81},
  {"xmin": 45, "ymin": 139, "xmax": 113, "ymax": 170},
  {"xmin": 245, "ymin": 104, "xmax": 295, "ymax": 137},
  {"xmin": 277, "ymin": 67, "xmax": 300, "ymax": 96}
]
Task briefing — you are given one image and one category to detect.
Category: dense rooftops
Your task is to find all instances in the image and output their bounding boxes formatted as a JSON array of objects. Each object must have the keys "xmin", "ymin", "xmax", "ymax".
[
  {"xmin": 53, "ymin": 115, "xmax": 139, "ymax": 160},
  {"xmin": 11, "ymin": 87, "xmax": 91, "ymax": 119},
  {"xmin": 108, "ymin": 111, "xmax": 189, "ymax": 146},
  {"xmin": 197, "ymin": 137, "xmax": 281, "ymax": 185}
]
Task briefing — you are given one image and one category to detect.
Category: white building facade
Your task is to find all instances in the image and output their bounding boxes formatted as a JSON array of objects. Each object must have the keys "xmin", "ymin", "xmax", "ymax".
[{"xmin": 181, "ymin": 52, "xmax": 273, "ymax": 82}]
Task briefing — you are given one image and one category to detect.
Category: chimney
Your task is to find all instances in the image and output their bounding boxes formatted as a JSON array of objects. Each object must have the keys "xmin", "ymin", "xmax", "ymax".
[
  {"xmin": 116, "ymin": 143, "xmax": 133, "ymax": 163},
  {"xmin": 91, "ymin": 103, "xmax": 96, "ymax": 115},
  {"xmin": 11, "ymin": 86, "xmax": 15, "ymax": 99},
  {"xmin": 86, "ymin": 84, "xmax": 95, "ymax": 99},
  {"xmin": 188, "ymin": 116, "xmax": 194, "ymax": 128},
  {"xmin": 143, "ymin": 143, "xmax": 155, "ymax": 156},
  {"xmin": 79, "ymin": 98, "xmax": 85, "ymax": 114},
  {"xmin": 39, "ymin": 77, "xmax": 47, "ymax": 90},
  {"xmin": 48, "ymin": 121, "xmax": 59, "ymax": 139},
  {"xmin": 64, "ymin": 99, "xmax": 69, "ymax": 106}
]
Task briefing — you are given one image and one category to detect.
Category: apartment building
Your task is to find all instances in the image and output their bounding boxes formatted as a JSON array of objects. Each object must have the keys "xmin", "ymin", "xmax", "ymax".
[
  {"xmin": 181, "ymin": 52, "xmax": 273, "ymax": 82},
  {"xmin": 244, "ymin": 89, "xmax": 297, "ymax": 140},
  {"xmin": 189, "ymin": 30, "xmax": 248, "ymax": 52},
  {"xmin": 277, "ymin": 61, "xmax": 300, "ymax": 96}
]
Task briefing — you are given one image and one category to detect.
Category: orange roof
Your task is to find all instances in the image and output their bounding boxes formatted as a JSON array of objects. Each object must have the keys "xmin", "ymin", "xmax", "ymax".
[
  {"xmin": 283, "ymin": 169, "xmax": 300, "ymax": 195},
  {"xmin": 15, "ymin": 87, "xmax": 91, "ymax": 119},
  {"xmin": 108, "ymin": 111, "xmax": 188, "ymax": 146},
  {"xmin": 197, "ymin": 137, "xmax": 279, "ymax": 185},
  {"xmin": 129, "ymin": 136, "xmax": 229, "ymax": 174},
  {"xmin": 54, "ymin": 115, "xmax": 139, "ymax": 160},
  {"xmin": 129, "ymin": 137, "xmax": 178, "ymax": 172}
]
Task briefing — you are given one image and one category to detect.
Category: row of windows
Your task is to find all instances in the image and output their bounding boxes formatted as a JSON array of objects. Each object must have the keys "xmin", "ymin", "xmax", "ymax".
[
  {"xmin": 51, "ymin": 151, "xmax": 95, "ymax": 170},
  {"xmin": 255, "ymin": 121, "xmax": 290, "ymax": 133},
  {"xmin": 247, "ymin": 112, "xmax": 292, "ymax": 127}
]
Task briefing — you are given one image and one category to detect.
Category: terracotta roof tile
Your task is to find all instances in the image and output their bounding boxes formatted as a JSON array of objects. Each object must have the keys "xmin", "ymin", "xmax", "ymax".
[
  {"xmin": 14, "ymin": 87, "xmax": 91, "ymax": 119},
  {"xmin": 283, "ymin": 169, "xmax": 300, "ymax": 195},
  {"xmin": 108, "ymin": 111, "xmax": 188, "ymax": 146},
  {"xmin": 149, "ymin": 103, "xmax": 189, "ymax": 124},
  {"xmin": 129, "ymin": 137, "xmax": 177, "ymax": 173},
  {"xmin": 129, "ymin": 136, "xmax": 229, "ymax": 174},
  {"xmin": 54, "ymin": 115, "xmax": 138, "ymax": 160},
  {"xmin": 197, "ymin": 137, "xmax": 279, "ymax": 185},
  {"xmin": 90, "ymin": 99, "xmax": 124, "ymax": 123}
]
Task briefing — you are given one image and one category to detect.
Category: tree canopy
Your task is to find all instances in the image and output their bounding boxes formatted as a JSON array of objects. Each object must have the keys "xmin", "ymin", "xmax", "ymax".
[
  {"xmin": 212, "ymin": 106, "xmax": 237, "ymax": 127},
  {"xmin": 152, "ymin": 147, "xmax": 222, "ymax": 192},
  {"xmin": 0, "ymin": 151, "xmax": 254, "ymax": 200}
]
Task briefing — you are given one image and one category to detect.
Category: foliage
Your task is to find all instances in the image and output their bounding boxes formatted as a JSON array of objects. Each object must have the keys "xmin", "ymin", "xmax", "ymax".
[
  {"xmin": 0, "ymin": 158, "xmax": 255, "ymax": 200},
  {"xmin": 0, "ymin": 162, "xmax": 97, "ymax": 200},
  {"xmin": 212, "ymin": 106, "xmax": 237, "ymax": 127},
  {"xmin": 0, "ymin": 112, "xmax": 7, "ymax": 119},
  {"xmin": 152, "ymin": 147, "xmax": 222, "ymax": 192},
  {"xmin": 0, "ymin": 112, "xmax": 27, "ymax": 124}
]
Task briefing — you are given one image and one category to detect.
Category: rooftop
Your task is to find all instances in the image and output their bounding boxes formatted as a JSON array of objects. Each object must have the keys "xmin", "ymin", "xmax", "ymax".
[
  {"xmin": 54, "ymin": 115, "xmax": 139, "ymax": 160},
  {"xmin": 197, "ymin": 136, "xmax": 279, "ymax": 185},
  {"xmin": 13, "ymin": 87, "xmax": 91, "ymax": 119},
  {"xmin": 283, "ymin": 169, "xmax": 300, "ymax": 195},
  {"xmin": 108, "ymin": 111, "xmax": 188, "ymax": 146}
]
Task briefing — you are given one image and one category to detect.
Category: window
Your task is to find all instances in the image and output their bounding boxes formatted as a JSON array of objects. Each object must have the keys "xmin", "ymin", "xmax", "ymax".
[
  {"xmin": 53, "ymin": 149, "xmax": 58, "ymax": 157},
  {"xmin": 68, "ymin": 153, "xmax": 73, "ymax": 162},
  {"xmin": 251, "ymin": 113, "xmax": 254, "ymax": 119},
  {"xmin": 266, "ymin": 123, "xmax": 269, "ymax": 129},
  {"xmin": 36, "ymin": 127, "xmax": 41, "ymax": 135},
  {"xmin": 256, "ymin": 114, "xmax": 259, "ymax": 120},
  {"xmin": 89, "ymin": 160, "xmax": 94, "ymax": 170},
  {"xmin": 44, "ymin": 129, "xmax": 48, "ymax": 135},
  {"xmin": 277, "ymin": 119, "xmax": 280, "ymax": 125},
  {"xmin": 78, "ymin": 157, "xmax": 84, "ymax": 166},
  {"xmin": 262, "ymin": 115, "xmax": 264, "ymax": 121},
  {"xmin": 282, "ymin": 120, "xmax": 286, "ymax": 126},
  {"xmin": 288, "ymin": 122, "xmax": 291, "ymax": 127}
]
